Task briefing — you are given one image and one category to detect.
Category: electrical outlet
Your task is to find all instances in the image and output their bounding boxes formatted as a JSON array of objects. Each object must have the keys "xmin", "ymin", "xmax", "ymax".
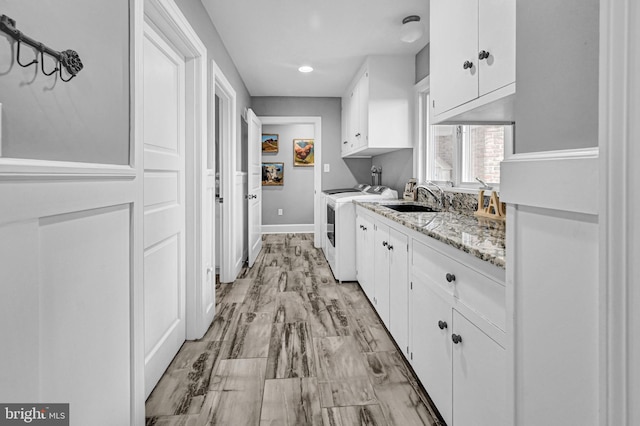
[{"xmin": 278, "ymin": 209, "xmax": 283, "ymax": 216}]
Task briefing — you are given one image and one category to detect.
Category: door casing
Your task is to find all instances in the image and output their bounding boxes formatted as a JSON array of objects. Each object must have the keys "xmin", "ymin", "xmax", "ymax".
[{"xmin": 258, "ymin": 116, "xmax": 322, "ymax": 247}]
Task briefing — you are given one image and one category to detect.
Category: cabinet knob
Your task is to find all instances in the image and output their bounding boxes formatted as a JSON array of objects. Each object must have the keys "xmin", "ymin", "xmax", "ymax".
[
  {"xmin": 363, "ymin": 226, "xmax": 367, "ymax": 231},
  {"xmin": 478, "ymin": 50, "xmax": 490, "ymax": 60},
  {"xmin": 355, "ymin": 133, "xmax": 361, "ymax": 137},
  {"xmin": 387, "ymin": 244, "xmax": 394, "ymax": 251},
  {"xmin": 343, "ymin": 141, "xmax": 348, "ymax": 144},
  {"xmin": 445, "ymin": 273, "xmax": 456, "ymax": 283},
  {"xmin": 452, "ymin": 334, "xmax": 462, "ymax": 344},
  {"xmin": 438, "ymin": 320, "xmax": 448, "ymax": 330},
  {"xmin": 382, "ymin": 241, "xmax": 388, "ymax": 247},
  {"xmin": 463, "ymin": 60, "xmax": 473, "ymax": 70}
]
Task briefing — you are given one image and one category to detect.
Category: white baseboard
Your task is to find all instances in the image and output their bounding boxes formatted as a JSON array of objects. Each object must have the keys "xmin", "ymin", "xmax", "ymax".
[{"xmin": 262, "ymin": 224, "xmax": 314, "ymax": 234}]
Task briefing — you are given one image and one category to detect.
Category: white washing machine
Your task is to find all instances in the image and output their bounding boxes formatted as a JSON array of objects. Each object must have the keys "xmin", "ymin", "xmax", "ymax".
[
  {"xmin": 320, "ymin": 184, "xmax": 369, "ymax": 250},
  {"xmin": 324, "ymin": 186, "xmax": 398, "ymax": 281}
]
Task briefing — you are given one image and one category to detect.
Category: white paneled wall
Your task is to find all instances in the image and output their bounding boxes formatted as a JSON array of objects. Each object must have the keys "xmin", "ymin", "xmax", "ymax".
[
  {"xmin": 0, "ymin": 162, "xmax": 137, "ymax": 425},
  {"xmin": 502, "ymin": 148, "xmax": 600, "ymax": 426},
  {"xmin": 38, "ymin": 205, "xmax": 131, "ymax": 424}
]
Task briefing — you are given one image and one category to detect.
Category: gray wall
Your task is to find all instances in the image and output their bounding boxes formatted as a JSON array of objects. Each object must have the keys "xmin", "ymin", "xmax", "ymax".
[
  {"xmin": 0, "ymin": 0, "xmax": 129, "ymax": 164},
  {"xmin": 174, "ymin": 0, "xmax": 252, "ymax": 171},
  {"xmin": 262, "ymin": 124, "xmax": 315, "ymax": 225},
  {"xmin": 415, "ymin": 43, "xmax": 430, "ymax": 83},
  {"xmin": 251, "ymin": 97, "xmax": 372, "ymax": 189},
  {"xmin": 515, "ymin": 0, "xmax": 599, "ymax": 153},
  {"xmin": 371, "ymin": 149, "xmax": 414, "ymax": 196},
  {"xmin": 369, "ymin": 44, "xmax": 429, "ymax": 193}
]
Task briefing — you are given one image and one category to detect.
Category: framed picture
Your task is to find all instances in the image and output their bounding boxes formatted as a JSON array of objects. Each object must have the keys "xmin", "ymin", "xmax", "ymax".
[
  {"xmin": 262, "ymin": 134, "xmax": 279, "ymax": 153},
  {"xmin": 262, "ymin": 162, "xmax": 284, "ymax": 186},
  {"xmin": 293, "ymin": 139, "xmax": 314, "ymax": 166}
]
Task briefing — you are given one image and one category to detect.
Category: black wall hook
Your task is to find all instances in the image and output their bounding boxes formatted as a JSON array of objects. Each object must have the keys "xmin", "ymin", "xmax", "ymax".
[
  {"xmin": 16, "ymin": 38, "xmax": 38, "ymax": 68},
  {"xmin": 40, "ymin": 49, "xmax": 59, "ymax": 76},
  {"xmin": 1, "ymin": 14, "xmax": 83, "ymax": 82}
]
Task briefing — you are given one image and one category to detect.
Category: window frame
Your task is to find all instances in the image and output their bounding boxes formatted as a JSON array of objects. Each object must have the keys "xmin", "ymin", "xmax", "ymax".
[
  {"xmin": 414, "ymin": 76, "xmax": 513, "ymax": 191},
  {"xmin": 414, "ymin": 76, "xmax": 430, "ymax": 183}
]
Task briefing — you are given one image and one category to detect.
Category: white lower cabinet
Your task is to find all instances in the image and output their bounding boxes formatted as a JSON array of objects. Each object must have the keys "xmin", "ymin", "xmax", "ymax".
[
  {"xmin": 354, "ymin": 206, "xmax": 506, "ymax": 425},
  {"xmin": 355, "ymin": 213, "xmax": 374, "ymax": 299},
  {"xmin": 451, "ymin": 309, "xmax": 506, "ymax": 426},
  {"xmin": 411, "ymin": 279, "xmax": 453, "ymax": 423},
  {"xmin": 411, "ymin": 239, "xmax": 506, "ymax": 426},
  {"xmin": 356, "ymin": 208, "xmax": 409, "ymax": 355},
  {"xmin": 412, "ymin": 278, "xmax": 506, "ymax": 426},
  {"xmin": 373, "ymin": 222, "xmax": 409, "ymax": 351}
]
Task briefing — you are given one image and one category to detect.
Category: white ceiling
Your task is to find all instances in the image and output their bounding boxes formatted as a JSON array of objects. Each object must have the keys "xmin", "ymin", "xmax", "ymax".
[{"xmin": 201, "ymin": 0, "xmax": 429, "ymax": 97}]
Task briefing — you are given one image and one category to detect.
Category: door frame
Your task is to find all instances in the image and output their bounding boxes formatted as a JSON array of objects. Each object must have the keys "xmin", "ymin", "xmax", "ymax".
[
  {"xmin": 211, "ymin": 60, "xmax": 238, "ymax": 283},
  {"xmin": 258, "ymin": 116, "xmax": 322, "ymax": 246},
  {"xmin": 599, "ymin": 0, "xmax": 640, "ymax": 424},
  {"xmin": 132, "ymin": 0, "xmax": 208, "ymax": 416}
]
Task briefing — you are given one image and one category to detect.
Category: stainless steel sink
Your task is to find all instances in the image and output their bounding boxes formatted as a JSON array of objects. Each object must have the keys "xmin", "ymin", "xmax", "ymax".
[{"xmin": 383, "ymin": 204, "xmax": 440, "ymax": 213}]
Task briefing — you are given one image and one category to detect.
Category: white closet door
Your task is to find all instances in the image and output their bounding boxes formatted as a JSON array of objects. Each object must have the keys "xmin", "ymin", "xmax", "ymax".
[{"xmin": 142, "ymin": 21, "xmax": 187, "ymax": 397}]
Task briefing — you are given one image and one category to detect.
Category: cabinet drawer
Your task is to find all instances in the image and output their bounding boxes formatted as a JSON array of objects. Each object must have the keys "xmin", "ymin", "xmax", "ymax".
[{"xmin": 412, "ymin": 239, "xmax": 505, "ymax": 330}]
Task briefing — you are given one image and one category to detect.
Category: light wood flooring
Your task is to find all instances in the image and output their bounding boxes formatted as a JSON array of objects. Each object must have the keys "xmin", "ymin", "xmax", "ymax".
[{"xmin": 145, "ymin": 233, "xmax": 444, "ymax": 426}]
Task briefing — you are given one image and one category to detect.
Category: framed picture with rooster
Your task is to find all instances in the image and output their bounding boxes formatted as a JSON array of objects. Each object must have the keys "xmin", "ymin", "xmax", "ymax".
[{"xmin": 293, "ymin": 139, "xmax": 314, "ymax": 166}]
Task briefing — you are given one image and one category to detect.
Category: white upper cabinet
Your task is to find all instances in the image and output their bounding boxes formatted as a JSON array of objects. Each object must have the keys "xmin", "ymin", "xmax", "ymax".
[
  {"xmin": 431, "ymin": 0, "xmax": 515, "ymax": 123},
  {"xmin": 341, "ymin": 55, "xmax": 414, "ymax": 158},
  {"xmin": 478, "ymin": 0, "xmax": 516, "ymax": 96}
]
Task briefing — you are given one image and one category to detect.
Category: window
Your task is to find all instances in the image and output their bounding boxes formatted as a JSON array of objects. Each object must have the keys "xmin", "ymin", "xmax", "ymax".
[
  {"xmin": 415, "ymin": 78, "xmax": 511, "ymax": 188},
  {"xmin": 461, "ymin": 125, "xmax": 505, "ymax": 185},
  {"xmin": 428, "ymin": 124, "xmax": 508, "ymax": 187}
]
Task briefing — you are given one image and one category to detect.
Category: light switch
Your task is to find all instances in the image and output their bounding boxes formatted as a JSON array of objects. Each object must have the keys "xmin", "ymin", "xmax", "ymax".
[
  {"xmin": 278, "ymin": 209, "xmax": 283, "ymax": 216},
  {"xmin": 324, "ymin": 163, "xmax": 330, "ymax": 172}
]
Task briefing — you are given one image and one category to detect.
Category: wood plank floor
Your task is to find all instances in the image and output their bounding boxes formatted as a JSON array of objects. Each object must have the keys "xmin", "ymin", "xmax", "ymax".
[{"xmin": 146, "ymin": 233, "xmax": 444, "ymax": 426}]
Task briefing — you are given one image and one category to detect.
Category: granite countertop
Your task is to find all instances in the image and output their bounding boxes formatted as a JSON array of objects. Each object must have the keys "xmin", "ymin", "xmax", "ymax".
[{"xmin": 355, "ymin": 200, "xmax": 506, "ymax": 269}]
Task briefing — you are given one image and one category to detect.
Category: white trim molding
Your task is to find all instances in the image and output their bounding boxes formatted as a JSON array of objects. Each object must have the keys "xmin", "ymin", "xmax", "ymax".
[
  {"xmin": 500, "ymin": 147, "xmax": 599, "ymax": 215},
  {"xmin": 262, "ymin": 224, "xmax": 315, "ymax": 234},
  {"xmin": 212, "ymin": 60, "xmax": 238, "ymax": 284},
  {"xmin": 599, "ymin": 0, "xmax": 640, "ymax": 424},
  {"xmin": 0, "ymin": 158, "xmax": 136, "ymax": 180},
  {"xmin": 413, "ymin": 76, "xmax": 430, "ymax": 182}
]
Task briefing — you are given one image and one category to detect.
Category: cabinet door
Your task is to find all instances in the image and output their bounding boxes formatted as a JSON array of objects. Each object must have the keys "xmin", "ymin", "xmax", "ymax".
[
  {"xmin": 373, "ymin": 223, "xmax": 390, "ymax": 326},
  {"xmin": 341, "ymin": 97, "xmax": 350, "ymax": 155},
  {"xmin": 356, "ymin": 71, "xmax": 369, "ymax": 149},
  {"xmin": 478, "ymin": 0, "xmax": 516, "ymax": 96},
  {"xmin": 431, "ymin": 0, "xmax": 479, "ymax": 115},
  {"xmin": 452, "ymin": 310, "xmax": 506, "ymax": 426},
  {"xmin": 411, "ymin": 279, "xmax": 453, "ymax": 426},
  {"xmin": 355, "ymin": 214, "xmax": 374, "ymax": 301},
  {"xmin": 388, "ymin": 227, "xmax": 409, "ymax": 355},
  {"xmin": 348, "ymin": 83, "xmax": 359, "ymax": 151}
]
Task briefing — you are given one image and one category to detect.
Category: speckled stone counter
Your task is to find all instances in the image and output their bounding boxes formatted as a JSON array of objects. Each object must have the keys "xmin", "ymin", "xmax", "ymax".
[{"xmin": 355, "ymin": 200, "xmax": 506, "ymax": 269}]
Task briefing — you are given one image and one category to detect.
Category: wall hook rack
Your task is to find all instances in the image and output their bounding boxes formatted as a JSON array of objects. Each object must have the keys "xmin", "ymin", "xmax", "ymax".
[{"xmin": 0, "ymin": 14, "xmax": 83, "ymax": 82}]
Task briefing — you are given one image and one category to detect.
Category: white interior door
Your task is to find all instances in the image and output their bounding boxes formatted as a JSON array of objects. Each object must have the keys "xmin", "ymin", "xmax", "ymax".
[
  {"xmin": 247, "ymin": 109, "xmax": 262, "ymax": 266},
  {"xmin": 202, "ymin": 124, "xmax": 216, "ymax": 333},
  {"xmin": 142, "ymin": 22, "xmax": 187, "ymax": 397}
]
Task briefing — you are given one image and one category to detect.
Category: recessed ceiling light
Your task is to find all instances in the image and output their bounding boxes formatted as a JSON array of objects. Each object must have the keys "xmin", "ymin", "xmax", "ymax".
[{"xmin": 298, "ymin": 65, "xmax": 314, "ymax": 73}]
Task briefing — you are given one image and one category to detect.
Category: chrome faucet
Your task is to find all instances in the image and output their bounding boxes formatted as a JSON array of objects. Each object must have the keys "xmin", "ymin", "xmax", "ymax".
[
  {"xmin": 416, "ymin": 181, "xmax": 445, "ymax": 209},
  {"xmin": 475, "ymin": 177, "xmax": 493, "ymax": 190}
]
